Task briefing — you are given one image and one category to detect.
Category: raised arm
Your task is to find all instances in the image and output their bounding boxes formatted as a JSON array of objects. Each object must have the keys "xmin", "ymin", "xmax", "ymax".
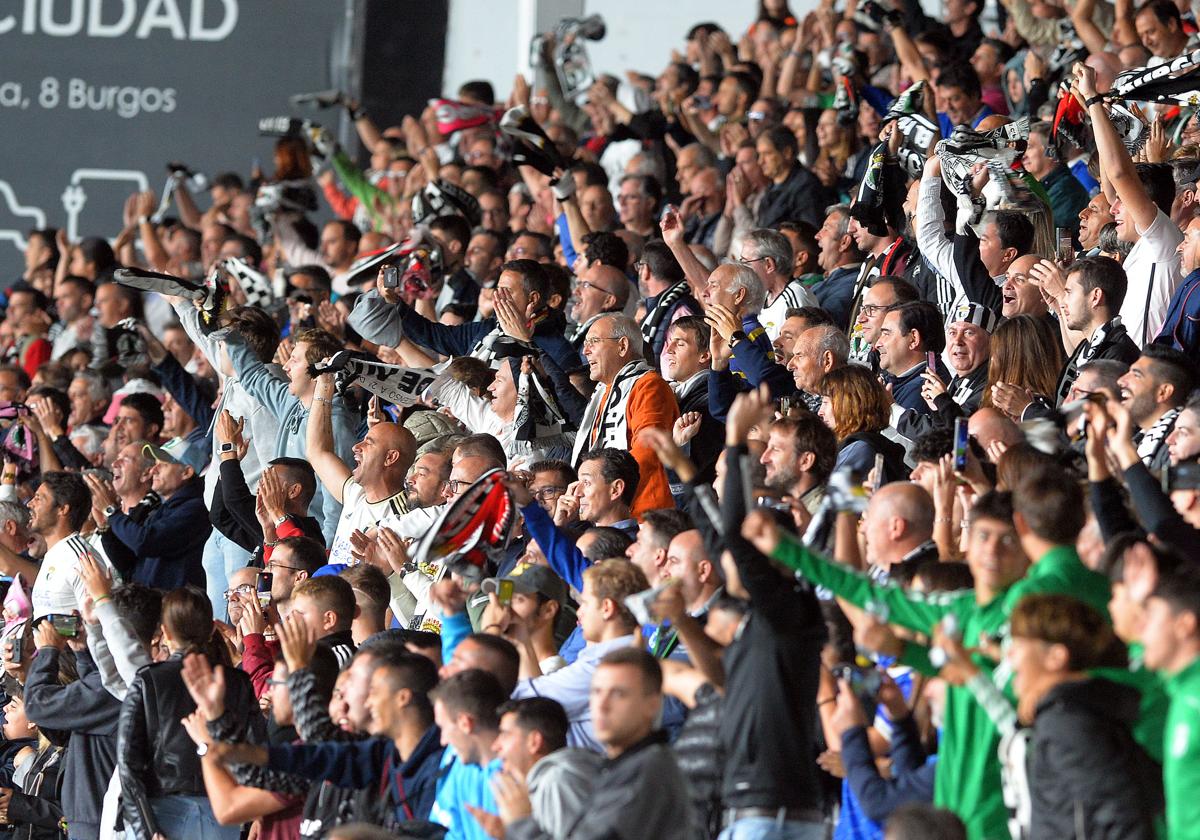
[
  {"xmin": 307, "ymin": 373, "xmax": 352, "ymax": 503},
  {"xmin": 661, "ymin": 206, "xmax": 711, "ymax": 302}
]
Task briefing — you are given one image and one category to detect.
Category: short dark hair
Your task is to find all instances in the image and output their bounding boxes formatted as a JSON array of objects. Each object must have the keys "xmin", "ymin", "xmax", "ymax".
[
  {"xmin": 726, "ymin": 71, "xmax": 758, "ymax": 103},
  {"xmin": 885, "ymin": 804, "xmax": 967, "ymax": 840},
  {"xmin": 889, "ymin": 301, "xmax": 946, "ymax": 353},
  {"xmin": 1136, "ymin": 162, "xmax": 1177, "ymax": 217},
  {"xmin": 430, "ymin": 668, "xmax": 507, "ymax": 729},
  {"xmin": 778, "ymin": 220, "xmax": 819, "ymax": 261},
  {"xmin": 783, "ymin": 306, "xmax": 834, "ymax": 327},
  {"xmin": 761, "ymin": 124, "xmax": 798, "ymax": 160},
  {"xmin": 580, "ymin": 526, "xmax": 634, "ymax": 562},
  {"xmin": 620, "ymin": 174, "xmax": 664, "ymax": 211},
  {"xmin": 111, "ymin": 582, "xmax": 163, "ymax": 649},
  {"xmin": 455, "ymin": 433, "xmax": 507, "ymax": 470},
  {"xmin": 1140, "ymin": 343, "xmax": 1197, "ymax": 407},
  {"xmin": 640, "ymin": 241, "xmax": 683, "ymax": 284},
  {"xmin": 212, "ymin": 171, "xmax": 245, "ymax": 192},
  {"xmin": 771, "ymin": 412, "xmax": 838, "ymax": 484},
  {"xmin": 286, "ymin": 265, "xmax": 333, "ymax": 294},
  {"xmin": 993, "ymin": 211, "xmax": 1035, "ymax": 256},
  {"xmin": 219, "ymin": 306, "xmax": 282, "ymax": 364},
  {"xmin": 458, "ymin": 80, "xmax": 495, "ymax": 105},
  {"xmin": 669, "ymin": 315, "xmax": 711, "ymax": 351},
  {"xmin": 529, "ymin": 459, "xmax": 575, "ymax": 486},
  {"xmin": 327, "ymin": 219, "xmax": 362, "ymax": 246},
  {"xmin": 28, "ymin": 386, "xmax": 69, "ymax": 427},
  {"xmin": 1069, "ymin": 255, "xmax": 1128, "ymax": 313},
  {"xmin": 579, "ymin": 448, "xmax": 641, "ymax": 507},
  {"xmin": 1137, "ymin": 0, "xmax": 1182, "ymax": 29},
  {"xmin": 511, "ymin": 232, "xmax": 554, "ymax": 261},
  {"xmin": 1013, "ymin": 471, "xmax": 1085, "ymax": 544},
  {"xmin": 598, "ymin": 647, "xmax": 663, "ymax": 694},
  {"xmin": 276, "ymin": 536, "xmax": 328, "ymax": 576},
  {"xmin": 498, "ymin": 697, "xmax": 569, "ymax": 753},
  {"xmin": 341, "ymin": 563, "xmax": 392, "ymax": 611},
  {"xmin": 640, "ymin": 508, "xmax": 695, "ymax": 549},
  {"xmin": 0, "ymin": 364, "xmax": 31, "ymax": 392},
  {"xmin": 223, "ymin": 233, "xmax": 263, "ymax": 267},
  {"xmin": 373, "ymin": 649, "xmax": 440, "ymax": 718},
  {"xmin": 268, "ymin": 457, "xmax": 318, "ymax": 509},
  {"xmin": 461, "ymin": 633, "xmax": 521, "ymax": 695},
  {"xmin": 430, "ymin": 215, "xmax": 473, "ymax": 252},
  {"xmin": 870, "ymin": 276, "xmax": 921, "ymax": 305},
  {"xmin": 581, "ymin": 231, "xmax": 628, "ymax": 269},
  {"xmin": 500, "ymin": 259, "xmax": 549, "ymax": 300},
  {"xmin": 969, "ymin": 490, "xmax": 1014, "ymax": 528},
  {"xmin": 119, "ymin": 392, "xmax": 164, "ymax": 436},
  {"xmin": 911, "ymin": 427, "xmax": 955, "ymax": 464},
  {"xmin": 935, "ymin": 62, "xmax": 982, "ymax": 100},
  {"xmin": 1151, "ymin": 567, "xmax": 1200, "ymax": 630}
]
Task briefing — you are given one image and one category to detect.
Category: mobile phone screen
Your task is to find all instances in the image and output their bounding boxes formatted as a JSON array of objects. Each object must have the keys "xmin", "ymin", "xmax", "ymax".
[{"xmin": 953, "ymin": 417, "xmax": 969, "ymax": 472}]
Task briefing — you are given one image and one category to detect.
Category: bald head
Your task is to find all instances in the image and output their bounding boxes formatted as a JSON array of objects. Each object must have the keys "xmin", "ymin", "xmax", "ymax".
[
  {"xmin": 975, "ymin": 115, "xmax": 1011, "ymax": 132},
  {"xmin": 863, "ymin": 482, "xmax": 935, "ymax": 567},
  {"xmin": 352, "ymin": 421, "xmax": 418, "ymax": 495},
  {"xmin": 665, "ymin": 528, "xmax": 719, "ymax": 611},
  {"xmin": 590, "ymin": 264, "xmax": 631, "ymax": 309},
  {"xmin": 968, "ymin": 407, "xmax": 1023, "ymax": 456}
]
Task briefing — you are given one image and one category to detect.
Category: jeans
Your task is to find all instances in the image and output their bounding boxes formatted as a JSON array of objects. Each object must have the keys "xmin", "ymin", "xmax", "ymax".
[
  {"xmin": 202, "ymin": 529, "xmax": 252, "ymax": 621},
  {"xmin": 150, "ymin": 795, "xmax": 238, "ymax": 840},
  {"xmin": 719, "ymin": 817, "xmax": 828, "ymax": 840}
]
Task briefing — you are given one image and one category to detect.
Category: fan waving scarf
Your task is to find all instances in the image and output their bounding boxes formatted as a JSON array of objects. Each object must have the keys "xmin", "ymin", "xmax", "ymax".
[
  {"xmin": 1110, "ymin": 48, "xmax": 1200, "ymax": 106},
  {"xmin": 411, "ymin": 469, "xmax": 517, "ymax": 580}
]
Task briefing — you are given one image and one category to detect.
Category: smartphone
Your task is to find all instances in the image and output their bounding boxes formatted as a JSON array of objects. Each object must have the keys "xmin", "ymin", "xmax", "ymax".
[
  {"xmin": 926, "ymin": 351, "xmax": 937, "ymax": 371},
  {"xmin": 832, "ymin": 662, "xmax": 883, "ymax": 718},
  {"xmin": 497, "ymin": 579, "xmax": 514, "ymax": 606},
  {"xmin": 1056, "ymin": 227, "xmax": 1074, "ymax": 265},
  {"xmin": 953, "ymin": 416, "xmax": 969, "ymax": 473},
  {"xmin": 256, "ymin": 571, "xmax": 273, "ymax": 609},
  {"xmin": 873, "ymin": 453, "xmax": 884, "ymax": 484},
  {"xmin": 8, "ymin": 639, "xmax": 21, "ymax": 664},
  {"xmin": 383, "ymin": 265, "xmax": 400, "ymax": 289},
  {"xmin": 47, "ymin": 613, "xmax": 80, "ymax": 639}
]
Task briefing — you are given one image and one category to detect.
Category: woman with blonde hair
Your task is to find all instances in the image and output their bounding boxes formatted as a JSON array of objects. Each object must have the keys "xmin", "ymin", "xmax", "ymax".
[
  {"xmin": 818, "ymin": 365, "xmax": 907, "ymax": 482},
  {"xmin": 984, "ymin": 314, "xmax": 1065, "ymax": 420}
]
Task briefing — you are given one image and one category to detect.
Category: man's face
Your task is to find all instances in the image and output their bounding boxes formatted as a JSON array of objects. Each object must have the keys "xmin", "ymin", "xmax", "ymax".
[
  {"xmin": 493, "ymin": 712, "xmax": 540, "ymax": 776},
  {"xmin": 464, "ymin": 137, "xmax": 500, "ymax": 170},
  {"xmin": 735, "ymin": 145, "xmax": 765, "ymax": 186},
  {"xmin": 664, "ymin": 325, "xmax": 707, "ymax": 382},
  {"xmin": 1006, "ymin": 635, "xmax": 1057, "ymax": 719},
  {"xmin": 351, "ymin": 424, "xmax": 396, "ymax": 484},
  {"xmin": 970, "ymin": 42, "xmax": 1001, "ymax": 84},
  {"xmin": 787, "ymin": 332, "xmax": 825, "ymax": 392},
  {"xmin": 625, "ymin": 525, "xmax": 668, "ymax": 586},
  {"xmin": 575, "ymin": 583, "xmax": 608, "ymax": 643},
  {"xmin": 112, "ymin": 443, "xmax": 150, "ymax": 496},
  {"xmin": 857, "ymin": 284, "xmax": 899, "ymax": 345},
  {"xmin": 282, "ymin": 340, "xmax": 314, "ymax": 398},
  {"xmin": 662, "ymin": 531, "xmax": 707, "ymax": 608},
  {"xmin": 1021, "ymin": 132, "xmax": 1051, "ymax": 178},
  {"xmin": 1140, "ymin": 596, "xmax": 1189, "ymax": 672},
  {"xmin": 1061, "ymin": 270, "xmax": 1095, "ymax": 332},
  {"xmin": 755, "ymin": 136, "xmax": 785, "ymax": 182},
  {"xmin": 977, "ymin": 221, "xmax": 1010, "ymax": 277},
  {"xmin": 269, "ymin": 661, "xmax": 294, "ymax": 727},
  {"xmin": 1000, "ymin": 256, "xmax": 1044, "ymax": 317},
  {"xmin": 701, "ymin": 264, "xmax": 740, "ymax": 311},
  {"xmin": 342, "ymin": 655, "xmax": 375, "ymax": 731},
  {"xmin": 939, "ymin": 84, "xmax": 979, "ymax": 128},
  {"xmin": 67, "ymin": 378, "xmax": 99, "ymax": 427},
  {"xmin": 438, "ymin": 636, "xmax": 491, "ymax": 681},
  {"xmin": 1118, "ymin": 356, "xmax": 1164, "ymax": 426},
  {"xmin": 434, "ymin": 699, "xmax": 477, "ymax": 763},
  {"xmin": 577, "ymin": 459, "xmax": 619, "ymax": 523},
  {"xmin": 590, "ymin": 664, "xmax": 657, "ymax": 752},
  {"xmin": 965, "ymin": 516, "xmax": 1028, "ymax": 593},
  {"xmin": 617, "ymin": 182, "xmax": 652, "ymax": 227},
  {"xmin": 465, "ymin": 234, "xmax": 501, "ymax": 281},
  {"xmin": 288, "ymin": 593, "xmax": 329, "ymax": 640},
  {"xmin": 113, "ymin": 406, "xmax": 149, "ymax": 447},
  {"xmin": 875, "ymin": 311, "xmax": 916, "ymax": 374},
  {"xmin": 1167, "ymin": 408, "xmax": 1200, "ymax": 464},
  {"xmin": 27, "ymin": 483, "xmax": 60, "ymax": 536},
  {"xmin": 507, "ymin": 234, "xmax": 542, "ymax": 262},
  {"xmin": 161, "ymin": 394, "xmax": 190, "ymax": 439},
  {"xmin": 1078, "ymin": 194, "xmax": 1113, "ymax": 252},
  {"xmin": 579, "ymin": 186, "xmax": 615, "ymax": 232},
  {"xmin": 1136, "ymin": 8, "xmax": 1180, "ymax": 57},
  {"xmin": 5, "ymin": 292, "xmax": 35, "ymax": 327},
  {"xmin": 676, "ymin": 147, "xmax": 702, "ymax": 193},
  {"xmin": 365, "ymin": 669, "xmax": 397, "ymax": 737},
  {"xmin": 225, "ymin": 567, "xmax": 257, "ymax": 628},
  {"xmin": 774, "ymin": 315, "xmax": 809, "ymax": 363},
  {"xmin": 529, "ymin": 470, "xmax": 568, "ymax": 514},
  {"xmin": 319, "ymin": 223, "xmax": 356, "ymax": 268},
  {"xmin": 94, "ymin": 284, "xmax": 130, "ymax": 328},
  {"xmin": 715, "ymin": 76, "xmax": 745, "ymax": 119},
  {"xmin": 149, "ymin": 460, "xmax": 190, "ymax": 498},
  {"xmin": 478, "ymin": 193, "xmax": 509, "ymax": 233},
  {"xmin": 0, "ymin": 371, "xmax": 22, "ymax": 405},
  {"xmin": 1111, "ymin": 196, "xmax": 1137, "ymax": 243},
  {"xmin": 495, "ymin": 270, "xmax": 533, "ymax": 318},
  {"xmin": 761, "ymin": 428, "xmax": 800, "ymax": 492},
  {"xmin": 406, "ymin": 452, "xmax": 449, "ymax": 508},
  {"xmin": 571, "ymin": 264, "xmax": 618, "ymax": 323},
  {"xmin": 582, "ymin": 321, "xmax": 628, "ymax": 384},
  {"xmin": 945, "ymin": 322, "xmax": 989, "ymax": 375},
  {"xmin": 53, "ymin": 284, "xmax": 88, "ymax": 324},
  {"xmin": 1178, "ymin": 219, "xmax": 1200, "ymax": 275},
  {"xmin": 738, "ymin": 240, "xmax": 774, "ymax": 287},
  {"xmin": 815, "ymin": 212, "xmax": 847, "ymax": 272}
]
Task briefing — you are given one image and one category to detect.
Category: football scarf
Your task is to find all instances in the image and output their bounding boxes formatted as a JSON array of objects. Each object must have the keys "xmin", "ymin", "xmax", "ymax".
[
  {"xmin": 312, "ymin": 351, "xmax": 437, "ymax": 407},
  {"xmin": 410, "ymin": 468, "xmax": 517, "ymax": 580},
  {"xmin": 1111, "ymin": 48, "xmax": 1200, "ymax": 106},
  {"xmin": 429, "ymin": 98, "xmax": 500, "ymax": 135},
  {"xmin": 500, "ymin": 105, "xmax": 572, "ymax": 176},
  {"xmin": 510, "ymin": 357, "xmax": 573, "ymax": 442},
  {"xmin": 114, "ymin": 265, "xmax": 230, "ymax": 326}
]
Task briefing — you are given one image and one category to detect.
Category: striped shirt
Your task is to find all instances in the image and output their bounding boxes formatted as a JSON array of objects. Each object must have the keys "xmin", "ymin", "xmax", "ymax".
[{"xmin": 31, "ymin": 533, "xmax": 101, "ymax": 619}]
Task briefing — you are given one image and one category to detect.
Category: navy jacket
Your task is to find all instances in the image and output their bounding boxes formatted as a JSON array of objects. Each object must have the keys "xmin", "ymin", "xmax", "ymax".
[
  {"xmin": 24, "ymin": 647, "xmax": 121, "ymax": 840},
  {"xmin": 840, "ymin": 715, "xmax": 935, "ymax": 824},
  {"xmin": 811, "ymin": 265, "xmax": 860, "ymax": 331},
  {"xmin": 885, "ymin": 360, "xmax": 949, "ymax": 414},
  {"xmin": 1156, "ymin": 268, "xmax": 1200, "ymax": 355},
  {"xmin": 103, "ymin": 478, "xmax": 210, "ymax": 590},
  {"xmin": 267, "ymin": 726, "xmax": 445, "ymax": 823}
]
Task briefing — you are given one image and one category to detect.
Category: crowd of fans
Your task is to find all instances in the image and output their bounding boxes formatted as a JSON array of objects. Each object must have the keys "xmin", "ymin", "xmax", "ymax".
[{"xmin": 6, "ymin": 0, "xmax": 1200, "ymax": 837}]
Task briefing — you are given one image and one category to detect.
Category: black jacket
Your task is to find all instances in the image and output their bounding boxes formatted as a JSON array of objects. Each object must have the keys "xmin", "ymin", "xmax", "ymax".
[
  {"xmin": 7, "ymin": 745, "xmax": 65, "ymax": 840},
  {"xmin": 210, "ymin": 457, "xmax": 324, "ymax": 554},
  {"xmin": 1026, "ymin": 320, "xmax": 1140, "ymax": 419},
  {"xmin": 24, "ymin": 647, "xmax": 121, "ymax": 840},
  {"xmin": 118, "ymin": 654, "xmax": 260, "ymax": 840},
  {"xmin": 103, "ymin": 478, "xmax": 210, "ymax": 590},
  {"xmin": 676, "ymin": 377, "xmax": 722, "ymax": 486},
  {"xmin": 1028, "ymin": 677, "xmax": 1162, "ymax": 840},
  {"xmin": 757, "ymin": 165, "xmax": 831, "ymax": 230},
  {"xmin": 719, "ymin": 445, "xmax": 826, "ymax": 812}
]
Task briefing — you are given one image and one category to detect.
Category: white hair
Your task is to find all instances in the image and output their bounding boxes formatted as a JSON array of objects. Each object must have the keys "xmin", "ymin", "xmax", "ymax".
[{"xmin": 596, "ymin": 313, "xmax": 645, "ymax": 357}]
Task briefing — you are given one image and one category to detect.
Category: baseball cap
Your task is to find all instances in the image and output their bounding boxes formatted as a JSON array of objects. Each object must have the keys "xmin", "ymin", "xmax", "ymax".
[
  {"xmin": 481, "ymin": 563, "xmax": 567, "ymax": 604},
  {"xmin": 142, "ymin": 443, "xmax": 182, "ymax": 466}
]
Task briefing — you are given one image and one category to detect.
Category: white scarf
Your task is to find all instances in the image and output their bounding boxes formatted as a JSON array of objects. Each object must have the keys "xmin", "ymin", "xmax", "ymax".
[{"xmin": 570, "ymin": 360, "xmax": 652, "ymax": 465}]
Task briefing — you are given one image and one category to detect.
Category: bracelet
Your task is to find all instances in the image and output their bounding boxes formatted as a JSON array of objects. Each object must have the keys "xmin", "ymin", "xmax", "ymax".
[
  {"xmin": 1085, "ymin": 94, "xmax": 1105, "ymax": 107},
  {"xmin": 137, "ymin": 215, "xmax": 150, "ymax": 225},
  {"xmin": 263, "ymin": 539, "xmax": 279, "ymax": 548},
  {"xmin": 93, "ymin": 594, "xmax": 111, "ymax": 605},
  {"xmin": 817, "ymin": 697, "xmax": 836, "ymax": 707},
  {"xmin": 934, "ymin": 516, "xmax": 953, "ymax": 523},
  {"xmin": 313, "ymin": 396, "xmax": 332, "ymax": 405}
]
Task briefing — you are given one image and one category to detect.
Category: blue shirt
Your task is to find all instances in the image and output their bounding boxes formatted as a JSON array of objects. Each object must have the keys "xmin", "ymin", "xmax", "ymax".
[
  {"xmin": 431, "ymin": 754, "xmax": 502, "ymax": 840},
  {"xmin": 937, "ymin": 105, "xmax": 995, "ymax": 138}
]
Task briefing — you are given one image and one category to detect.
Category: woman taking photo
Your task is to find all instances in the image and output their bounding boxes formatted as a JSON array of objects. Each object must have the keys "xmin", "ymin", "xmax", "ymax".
[
  {"xmin": 818, "ymin": 365, "xmax": 907, "ymax": 482},
  {"xmin": 118, "ymin": 587, "xmax": 260, "ymax": 840}
]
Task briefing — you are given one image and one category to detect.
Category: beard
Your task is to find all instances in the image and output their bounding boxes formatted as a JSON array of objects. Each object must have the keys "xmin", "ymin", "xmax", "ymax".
[{"xmin": 765, "ymin": 464, "xmax": 799, "ymax": 494}]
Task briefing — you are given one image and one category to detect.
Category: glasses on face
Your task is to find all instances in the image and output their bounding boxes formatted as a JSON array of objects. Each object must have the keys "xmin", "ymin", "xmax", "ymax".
[
  {"xmin": 511, "ymin": 246, "xmax": 531, "ymax": 258},
  {"xmin": 267, "ymin": 559, "xmax": 302, "ymax": 572},
  {"xmin": 858, "ymin": 303, "xmax": 887, "ymax": 316},
  {"xmin": 577, "ymin": 280, "xmax": 618, "ymax": 297},
  {"xmin": 582, "ymin": 336, "xmax": 622, "ymax": 348},
  {"xmin": 223, "ymin": 584, "xmax": 255, "ymax": 600},
  {"xmin": 632, "ymin": 260, "xmax": 646, "ymax": 273},
  {"xmin": 267, "ymin": 678, "xmax": 288, "ymax": 687},
  {"xmin": 446, "ymin": 479, "xmax": 470, "ymax": 495},
  {"xmin": 531, "ymin": 486, "xmax": 566, "ymax": 501}
]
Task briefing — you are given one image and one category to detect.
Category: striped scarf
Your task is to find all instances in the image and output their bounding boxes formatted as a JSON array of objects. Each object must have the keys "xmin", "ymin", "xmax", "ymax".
[{"xmin": 640, "ymin": 280, "xmax": 691, "ymax": 347}]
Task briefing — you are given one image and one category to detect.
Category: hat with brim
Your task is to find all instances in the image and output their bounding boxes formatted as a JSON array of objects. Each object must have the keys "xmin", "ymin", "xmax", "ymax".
[
  {"xmin": 481, "ymin": 563, "xmax": 567, "ymax": 605},
  {"xmin": 142, "ymin": 443, "xmax": 182, "ymax": 466}
]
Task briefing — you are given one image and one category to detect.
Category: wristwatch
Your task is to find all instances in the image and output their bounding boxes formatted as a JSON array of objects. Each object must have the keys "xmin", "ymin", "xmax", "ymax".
[
  {"xmin": 196, "ymin": 742, "xmax": 209, "ymax": 757},
  {"xmin": 729, "ymin": 330, "xmax": 749, "ymax": 348},
  {"xmin": 103, "ymin": 505, "xmax": 118, "ymax": 519},
  {"xmin": 219, "ymin": 441, "xmax": 236, "ymax": 454},
  {"xmin": 274, "ymin": 514, "xmax": 289, "ymax": 528}
]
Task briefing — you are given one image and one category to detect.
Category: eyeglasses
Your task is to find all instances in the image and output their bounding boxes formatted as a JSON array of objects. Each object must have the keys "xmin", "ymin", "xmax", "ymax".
[
  {"xmin": 858, "ymin": 303, "xmax": 887, "ymax": 316},
  {"xmin": 223, "ymin": 584, "xmax": 255, "ymax": 600},
  {"xmin": 446, "ymin": 479, "xmax": 470, "ymax": 494},
  {"xmin": 267, "ymin": 678, "xmax": 288, "ymax": 687},
  {"xmin": 582, "ymin": 336, "xmax": 622, "ymax": 348},
  {"xmin": 616, "ymin": 194, "xmax": 645, "ymax": 203},
  {"xmin": 531, "ymin": 486, "xmax": 566, "ymax": 501},
  {"xmin": 267, "ymin": 559, "xmax": 302, "ymax": 572},
  {"xmin": 577, "ymin": 280, "xmax": 619, "ymax": 297},
  {"xmin": 737, "ymin": 256, "xmax": 768, "ymax": 266},
  {"xmin": 632, "ymin": 260, "xmax": 646, "ymax": 273}
]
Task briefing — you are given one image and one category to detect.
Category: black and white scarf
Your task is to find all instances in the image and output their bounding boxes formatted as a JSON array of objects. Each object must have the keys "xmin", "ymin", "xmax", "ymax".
[
  {"xmin": 1111, "ymin": 48, "xmax": 1200, "ymax": 106},
  {"xmin": 570, "ymin": 360, "xmax": 652, "ymax": 465},
  {"xmin": 1137, "ymin": 406, "xmax": 1180, "ymax": 465},
  {"xmin": 1055, "ymin": 317, "xmax": 1123, "ymax": 405},
  {"xmin": 640, "ymin": 280, "xmax": 691, "ymax": 347},
  {"xmin": 510, "ymin": 357, "xmax": 573, "ymax": 442},
  {"xmin": 314, "ymin": 351, "xmax": 437, "ymax": 407}
]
